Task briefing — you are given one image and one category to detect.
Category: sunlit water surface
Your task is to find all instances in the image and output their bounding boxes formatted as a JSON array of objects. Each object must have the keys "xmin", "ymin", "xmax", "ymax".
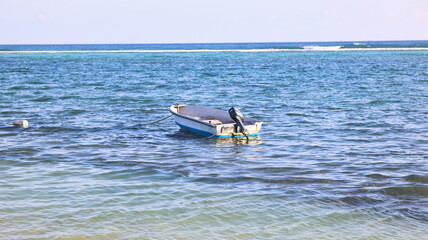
[{"xmin": 1, "ymin": 43, "xmax": 427, "ymax": 239}]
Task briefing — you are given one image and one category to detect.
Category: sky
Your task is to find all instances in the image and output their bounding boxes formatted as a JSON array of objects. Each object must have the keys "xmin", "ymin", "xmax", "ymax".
[{"xmin": 0, "ymin": 0, "xmax": 427, "ymax": 44}]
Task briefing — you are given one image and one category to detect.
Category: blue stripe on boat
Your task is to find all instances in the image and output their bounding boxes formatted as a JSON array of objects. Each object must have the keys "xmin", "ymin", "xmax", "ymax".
[{"xmin": 176, "ymin": 121, "xmax": 214, "ymax": 137}]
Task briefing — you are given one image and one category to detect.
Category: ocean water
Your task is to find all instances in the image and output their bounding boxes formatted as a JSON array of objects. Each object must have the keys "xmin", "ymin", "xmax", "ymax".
[{"xmin": 1, "ymin": 41, "xmax": 427, "ymax": 239}]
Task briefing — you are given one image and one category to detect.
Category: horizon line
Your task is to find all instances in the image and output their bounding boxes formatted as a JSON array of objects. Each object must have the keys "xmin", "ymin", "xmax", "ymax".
[{"xmin": 1, "ymin": 39, "xmax": 427, "ymax": 46}]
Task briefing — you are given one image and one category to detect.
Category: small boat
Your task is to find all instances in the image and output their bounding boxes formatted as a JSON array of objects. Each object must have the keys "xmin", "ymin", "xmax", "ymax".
[{"xmin": 169, "ymin": 104, "xmax": 263, "ymax": 139}]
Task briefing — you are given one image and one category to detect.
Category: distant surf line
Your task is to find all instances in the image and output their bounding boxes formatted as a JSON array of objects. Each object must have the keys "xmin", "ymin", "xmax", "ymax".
[{"xmin": 1, "ymin": 47, "xmax": 428, "ymax": 53}]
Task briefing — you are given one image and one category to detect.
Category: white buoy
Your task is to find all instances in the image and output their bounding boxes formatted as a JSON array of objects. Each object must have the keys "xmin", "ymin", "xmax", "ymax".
[{"xmin": 13, "ymin": 120, "xmax": 29, "ymax": 128}]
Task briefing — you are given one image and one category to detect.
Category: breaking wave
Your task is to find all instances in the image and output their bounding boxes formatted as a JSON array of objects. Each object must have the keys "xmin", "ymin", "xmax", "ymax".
[
  {"xmin": 303, "ymin": 45, "xmax": 343, "ymax": 51},
  {"xmin": 1, "ymin": 47, "xmax": 428, "ymax": 53}
]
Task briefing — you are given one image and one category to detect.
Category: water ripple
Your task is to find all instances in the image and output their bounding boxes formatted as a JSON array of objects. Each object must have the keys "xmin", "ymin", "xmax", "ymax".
[{"xmin": 1, "ymin": 49, "xmax": 427, "ymax": 239}]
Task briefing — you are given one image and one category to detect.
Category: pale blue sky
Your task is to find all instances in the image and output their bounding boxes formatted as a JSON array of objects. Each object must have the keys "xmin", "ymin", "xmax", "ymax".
[{"xmin": 0, "ymin": 0, "xmax": 427, "ymax": 44}]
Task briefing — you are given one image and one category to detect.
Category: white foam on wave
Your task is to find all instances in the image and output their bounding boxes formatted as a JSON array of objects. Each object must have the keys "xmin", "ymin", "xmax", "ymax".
[
  {"xmin": 303, "ymin": 45, "xmax": 343, "ymax": 51},
  {"xmin": 0, "ymin": 49, "xmax": 281, "ymax": 53},
  {"xmin": 1, "ymin": 47, "xmax": 428, "ymax": 54}
]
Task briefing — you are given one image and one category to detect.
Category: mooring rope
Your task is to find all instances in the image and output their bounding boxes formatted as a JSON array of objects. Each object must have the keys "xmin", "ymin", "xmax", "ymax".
[{"xmin": 141, "ymin": 114, "xmax": 173, "ymax": 125}]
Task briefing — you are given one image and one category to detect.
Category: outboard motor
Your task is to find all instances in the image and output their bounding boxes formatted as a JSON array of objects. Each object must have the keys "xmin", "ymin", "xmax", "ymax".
[{"xmin": 228, "ymin": 107, "xmax": 249, "ymax": 140}]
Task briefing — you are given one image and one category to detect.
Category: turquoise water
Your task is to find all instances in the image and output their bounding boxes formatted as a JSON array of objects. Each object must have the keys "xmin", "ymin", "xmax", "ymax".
[{"xmin": 1, "ymin": 42, "xmax": 428, "ymax": 239}]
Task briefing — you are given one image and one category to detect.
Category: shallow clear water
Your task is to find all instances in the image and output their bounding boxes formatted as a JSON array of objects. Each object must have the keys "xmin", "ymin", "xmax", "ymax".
[{"xmin": 1, "ymin": 42, "xmax": 427, "ymax": 239}]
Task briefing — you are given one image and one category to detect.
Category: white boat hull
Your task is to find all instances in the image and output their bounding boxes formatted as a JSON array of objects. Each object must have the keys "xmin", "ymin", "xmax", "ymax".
[{"xmin": 170, "ymin": 104, "xmax": 262, "ymax": 138}]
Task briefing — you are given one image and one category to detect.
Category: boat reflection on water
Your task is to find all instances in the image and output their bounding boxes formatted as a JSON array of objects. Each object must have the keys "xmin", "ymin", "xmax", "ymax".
[
  {"xmin": 212, "ymin": 136, "xmax": 263, "ymax": 146},
  {"xmin": 169, "ymin": 128, "xmax": 263, "ymax": 145}
]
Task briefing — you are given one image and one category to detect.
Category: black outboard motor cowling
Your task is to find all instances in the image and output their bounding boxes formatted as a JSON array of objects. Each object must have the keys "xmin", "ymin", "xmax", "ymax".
[{"xmin": 228, "ymin": 107, "xmax": 247, "ymax": 134}]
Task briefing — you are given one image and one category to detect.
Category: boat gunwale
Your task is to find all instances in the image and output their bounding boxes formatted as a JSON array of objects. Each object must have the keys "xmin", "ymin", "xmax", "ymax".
[{"xmin": 169, "ymin": 104, "xmax": 263, "ymax": 129}]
